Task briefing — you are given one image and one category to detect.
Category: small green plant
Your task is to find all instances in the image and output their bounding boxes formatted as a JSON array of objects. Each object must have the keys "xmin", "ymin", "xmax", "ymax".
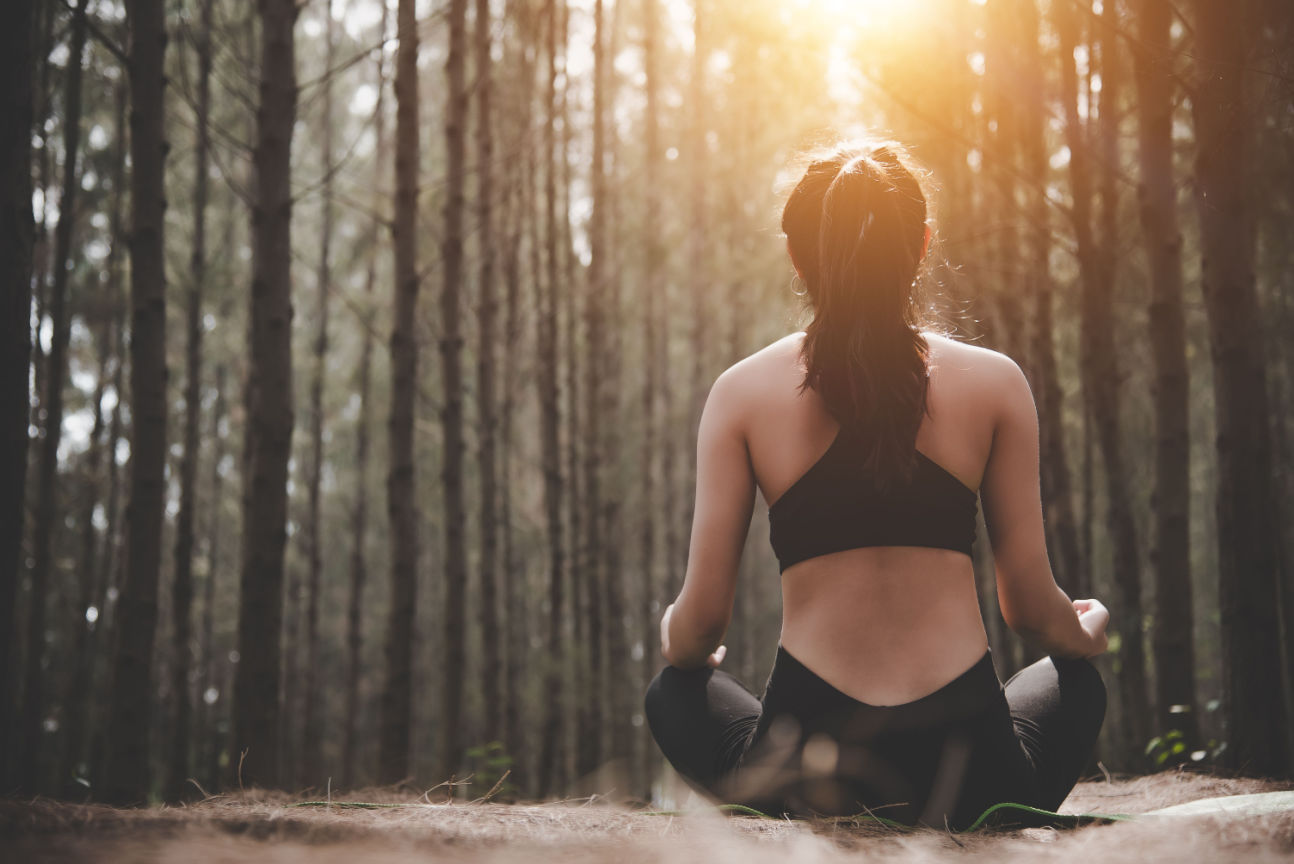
[
  {"xmin": 1145, "ymin": 728, "xmax": 1188, "ymax": 767},
  {"xmin": 1145, "ymin": 727, "xmax": 1226, "ymax": 768},
  {"xmin": 465, "ymin": 741, "xmax": 516, "ymax": 801}
]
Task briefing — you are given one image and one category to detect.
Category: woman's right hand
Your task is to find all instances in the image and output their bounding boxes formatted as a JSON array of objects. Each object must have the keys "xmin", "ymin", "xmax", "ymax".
[{"xmin": 1072, "ymin": 598, "xmax": 1110, "ymax": 657}]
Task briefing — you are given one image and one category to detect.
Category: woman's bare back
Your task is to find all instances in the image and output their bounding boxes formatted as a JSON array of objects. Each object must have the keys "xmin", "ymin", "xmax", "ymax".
[{"xmin": 725, "ymin": 331, "xmax": 1027, "ymax": 705}]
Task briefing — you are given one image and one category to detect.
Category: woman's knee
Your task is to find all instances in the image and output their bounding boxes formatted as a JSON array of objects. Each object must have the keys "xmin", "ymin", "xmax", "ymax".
[
  {"xmin": 1054, "ymin": 656, "xmax": 1107, "ymax": 730},
  {"xmin": 644, "ymin": 667, "xmax": 668, "ymax": 731},
  {"xmin": 644, "ymin": 664, "xmax": 704, "ymax": 735}
]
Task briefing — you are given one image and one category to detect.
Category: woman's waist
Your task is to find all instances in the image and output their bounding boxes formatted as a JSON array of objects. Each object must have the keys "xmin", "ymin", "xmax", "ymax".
[
  {"xmin": 759, "ymin": 641, "xmax": 1003, "ymax": 740},
  {"xmin": 779, "ymin": 562, "xmax": 988, "ymax": 703}
]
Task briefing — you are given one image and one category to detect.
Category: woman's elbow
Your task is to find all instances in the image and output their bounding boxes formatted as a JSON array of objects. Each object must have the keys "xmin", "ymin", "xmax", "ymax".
[
  {"xmin": 661, "ymin": 621, "xmax": 724, "ymax": 669},
  {"xmin": 660, "ymin": 645, "xmax": 705, "ymax": 670},
  {"xmin": 999, "ymin": 592, "xmax": 1051, "ymax": 642}
]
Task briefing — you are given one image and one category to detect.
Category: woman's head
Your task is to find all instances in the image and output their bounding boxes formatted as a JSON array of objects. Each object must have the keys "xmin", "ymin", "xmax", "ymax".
[{"xmin": 781, "ymin": 140, "xmax": 933, "ymax": 485}]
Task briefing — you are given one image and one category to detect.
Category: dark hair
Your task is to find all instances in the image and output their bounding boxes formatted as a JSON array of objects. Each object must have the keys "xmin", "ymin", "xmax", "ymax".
[{"xmin": 781, "ymin": 141, "xmax": 931, "ymax": 488}]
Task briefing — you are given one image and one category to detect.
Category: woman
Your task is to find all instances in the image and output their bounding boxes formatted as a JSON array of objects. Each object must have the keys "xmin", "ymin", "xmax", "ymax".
[{"xmin": 644, "ymin": 141, "xmax": 1108, "ymax": 829}]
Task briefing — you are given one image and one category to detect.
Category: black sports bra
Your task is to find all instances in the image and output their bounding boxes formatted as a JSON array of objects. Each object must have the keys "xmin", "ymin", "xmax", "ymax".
[{"xmin": 767, "ymin": 427, "xmax": 978, "ymax": 572}]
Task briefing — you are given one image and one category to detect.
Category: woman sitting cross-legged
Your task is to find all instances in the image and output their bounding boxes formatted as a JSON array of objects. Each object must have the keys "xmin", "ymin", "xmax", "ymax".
[{"xmin": 644, "ymin": 140, "xmax": 1108, "ymax": 830}]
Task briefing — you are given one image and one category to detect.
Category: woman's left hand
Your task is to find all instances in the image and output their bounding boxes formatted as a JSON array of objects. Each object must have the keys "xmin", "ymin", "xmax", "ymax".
[
  {"xmin": 659, "ymin": 603, "xmax": 676, "ymax": 660},
  {"xmin": 661, "ymin": 602, "xmax": 727, "ymax": 668}
]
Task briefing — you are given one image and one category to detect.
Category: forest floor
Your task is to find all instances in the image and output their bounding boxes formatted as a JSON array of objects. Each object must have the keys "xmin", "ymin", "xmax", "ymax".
[{"xmin": 3, "ymin": 771, "xmax": 1293, "ymax": 863}]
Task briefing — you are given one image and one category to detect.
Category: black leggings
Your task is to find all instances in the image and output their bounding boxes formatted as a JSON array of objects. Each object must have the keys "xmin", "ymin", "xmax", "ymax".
[{"xmin": 644, "ymin": 647, "xmax": 1106, "ymax": 829}]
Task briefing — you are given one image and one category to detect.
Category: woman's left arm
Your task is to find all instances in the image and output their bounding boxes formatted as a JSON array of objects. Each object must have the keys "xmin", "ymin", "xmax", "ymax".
[{"xmin": 660, "ymin": 367, "xmax": 756, "ymax": 669}]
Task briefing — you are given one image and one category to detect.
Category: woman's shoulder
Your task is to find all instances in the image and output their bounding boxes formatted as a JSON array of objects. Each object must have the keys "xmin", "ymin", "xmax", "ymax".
[
  {"xmin": 925, "ymin": 332, "xmax": 1027, "ymax": 382},
  {"xmin": 706, "ymin": 332, "xmax": 806, "ymax": 414},
  {"xmin": 713, "ymin": 330, "xmax": 1031, "ymax": 406},
  {"xmin": 716, "ymin": 332, "xmax": 805, "ymax": 384},
  {"xmin": 923, "ymin": 332, "xmax": 1034, "ymax": 415}
]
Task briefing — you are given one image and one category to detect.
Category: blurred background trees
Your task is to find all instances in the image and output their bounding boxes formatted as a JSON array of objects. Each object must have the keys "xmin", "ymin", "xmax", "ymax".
[{"xmin": 3, "ymin": 0, "xmax": 1293, "ymax": 802}]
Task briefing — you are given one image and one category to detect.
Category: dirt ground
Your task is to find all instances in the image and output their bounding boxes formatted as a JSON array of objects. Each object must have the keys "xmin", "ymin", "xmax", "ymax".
[{"xmin": 3, "ymin": 771, "xmax": 1293, "ymax": 863}]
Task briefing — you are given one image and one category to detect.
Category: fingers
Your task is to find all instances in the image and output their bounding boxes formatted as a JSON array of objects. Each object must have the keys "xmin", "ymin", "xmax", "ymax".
[
  {"xmin": 1073, "ymin": 599, "xmax": 1111, "ymax": 657},
  {"xmin": 659, "ymin": 604, "xmax": 675, "ymax": 658},
  {"xmin": 706, "ymin": 645, "xmax": 727, "ymax": 668},
  {"xmin": 1072, "ymin": 598, "xmax": 1109, "ymax": 619}
]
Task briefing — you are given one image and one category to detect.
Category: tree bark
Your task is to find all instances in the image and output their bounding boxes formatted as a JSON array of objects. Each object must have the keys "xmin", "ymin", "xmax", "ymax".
[
  {"xmin": 1056, "ymin": 0, "xmax": 1149, "ymax": 764},
  {"xmin": 599, "ymin": 0, "xmax": 636, "ymax": 792},
  {"xmin": 89, "ymin": 228, "xmax": 129, "ymax": 792},
  {"xmin": 280, "ymin": 566, "xmax": 301, "ymax": 783},
  {"xmin": 500, "ymin": 0, "xmax": 534, "ymax": 786},
  {"xmin": 638, "ymin": 0, "xmax": 665, "ymax": 791},
  {"xmin": 301, "ymin": 0, "xmax": 336, "ymax": 788},
  {"xmin": 586, "ymin": 0, "xmax": 630, "ymax": 773},
  {"xmin": 344, "ymin": 0, "xmax": 387, "ymax": 790},
  {"xmin": 0, "ymin": 0, "xmax": 35, "ymax": 796},
  {"xmin": 500, "ymin": 245, "xmax": 525, "ymax": 777},
  {"xmin": 1017, "ymin": 0, "xmax": 1083, "ymax": 599},
  {"xmin": 474, "ymin": 0, "xmax": 502, "ymax": 748},
  {"xmin": 536, "ymin": 0, "xmax": 569, "ymax": 797},
  {"xmin": 167, "ymin": 0, "xmax": 214, "ymax": 801},
  {"xmin": 21, "ymin": 0, "xmax": 90, "ymax": 795},
  {"xmin": 557, "ymin": 2, "xmax": 598, "ymax": 780},
  {"xmin": 233, "ymin": 0, "xmax": 298, "ymax": 790},
  {"xmin": 64, "ymin": 143, "xmax": 124, "ymax": 792},
  {"xmin": 1096, "ymin": 0, "xmax": 1150, "ymax": 761},
  {"xmin": 378, "ymin": 0, "xmax": 419, "ymax": 785},
  {"xmin": 983, "ymin": 0, "xmax": 1025, "ymax": 362},
  {"xmin": 199, "ymin": 364, "xmax": 227, "ymax": 792},
  {"xmin": 1192, "ymin": 0, "xmax": 1290, "ymax": 777},
  {"xmin": 439, "ymin": 0, "xmax": 469, "ymax": 785},
  {"xmin": 102, "ymin": 0, "xmax": 169, "ymax": 804},
  {"xmin": 27, "ymin": 1, "xmax": 55, "ymax": 436},
  {"xmin": 1132, "ymin": 0, "xmax": 1198, "ymax": 749},
  {"xmin": 683, "ymin": 0, "xmax": 709, "ymax": 569}
]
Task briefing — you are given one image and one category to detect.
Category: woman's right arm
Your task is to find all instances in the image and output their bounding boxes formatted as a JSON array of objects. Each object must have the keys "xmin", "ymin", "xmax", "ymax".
[{"xmin": 979, "ymin": 357, "xmax": 1109, "ymax": 659}]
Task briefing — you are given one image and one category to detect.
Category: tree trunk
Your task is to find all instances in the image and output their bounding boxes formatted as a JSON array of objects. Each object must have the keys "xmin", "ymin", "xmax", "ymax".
[
  {"xmin": 27, "ymin": 0, "xmax": 55, "ymax": 435},
  {"xmin": 586, "ymin": 0, "xmax": 630, "ymax": 774},
  {"xmin": 199, "ymin": 364, "xmax": 227, "ymax": 792},
  {"xmin": 0, "ymin": 0, "xmax": 35, "ymax": 796},
  {"xmin": 1132, "ymin": 0, "xmax": 1198, "ymax": 749},
  {"xmin": 300, "ymin": 0, "xmax": 336, "ymax": 788},
  {"xmin": 439, "ymin": 0, "xmax": 469, "ymax": 786},
  {"xmin": 501, "ymin": 131, "xmax": 527, "ymax": 792},
  {"xmin": 558, "ymin": 2, "xmax": 598, "ymax": 781},
  {"xmin": 500, "ymin": 2, "xmax": 534, "ymax": 785},
  {"xmin": 61, "ymin": 80, "xmax": 126, "ymax": 791},
  {"xmin": 1016, "ymin": 0, "xmax": 1083, "ymax": 599},
  {"xmin": 1192, "ymin": 0, "xmax": 1290, "ymax": 777},
  {"xmin": 280, "ymin": 569, "xmax": 301, "ymax": 784},
  {"xmin": 344, "ymin": 0, "xmax": 387, "ymax": 790},
  {"xmin": 599, "ymin": 0, "xmax": 635, "ymax": 792},
  {"xmin": 983, "ymin": 0, "xmax": 1025, "ymax": 362},
  {"xmin": 89, "ymin": 233, "xmax": 130, "ymax": 792},
  {"xmin": 683, "ymin": 0, "xmax": 709, "ymax": 566},
  {"xmin": 474, "ymin": 0, "xmax": 502, "ymax": 748},
  {"xmin": 20, "ymin": 0, "xmax": 90, "ymax": 795},
  {"xmin": 1096, "ymin": 0, "xmax": 1150, "ymax": 762},
  {"xmin": 102, "ymin": 0, "xmax": 169, "ymax": 805},
  {"xmin": 378, "ymin": 0, "xmax": 419, "ymax": 785},
  {"xmin": 1257, "ymin": 0, "xmax": 1294, "ymax": 771},
  {"xmin": 537, "ymin": 0, "xmax": 569, "ymax": 797},
  {"xmin": 233, "ymin": 0, "xmax": 298, "ymax": 790},
  {"xmin": 167, "ymin": 0, "xmax": 214, "ymax": 801},
  {"xmin": 641, "ymin": 0, "xmax": 662, "ymax": 664},
  {"xmin": 727, "ymin": 49, "xmax": 760, "ymax": 688},
  {"xmin": 1056, "ymin": 0, "xmax": 1149, "ymax": 765}
]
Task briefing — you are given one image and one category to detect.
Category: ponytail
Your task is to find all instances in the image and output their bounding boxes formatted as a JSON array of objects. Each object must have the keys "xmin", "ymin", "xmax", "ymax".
[{"xmin": 781, "ymin": 142, "xmax": 931, "ymax": 488}]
